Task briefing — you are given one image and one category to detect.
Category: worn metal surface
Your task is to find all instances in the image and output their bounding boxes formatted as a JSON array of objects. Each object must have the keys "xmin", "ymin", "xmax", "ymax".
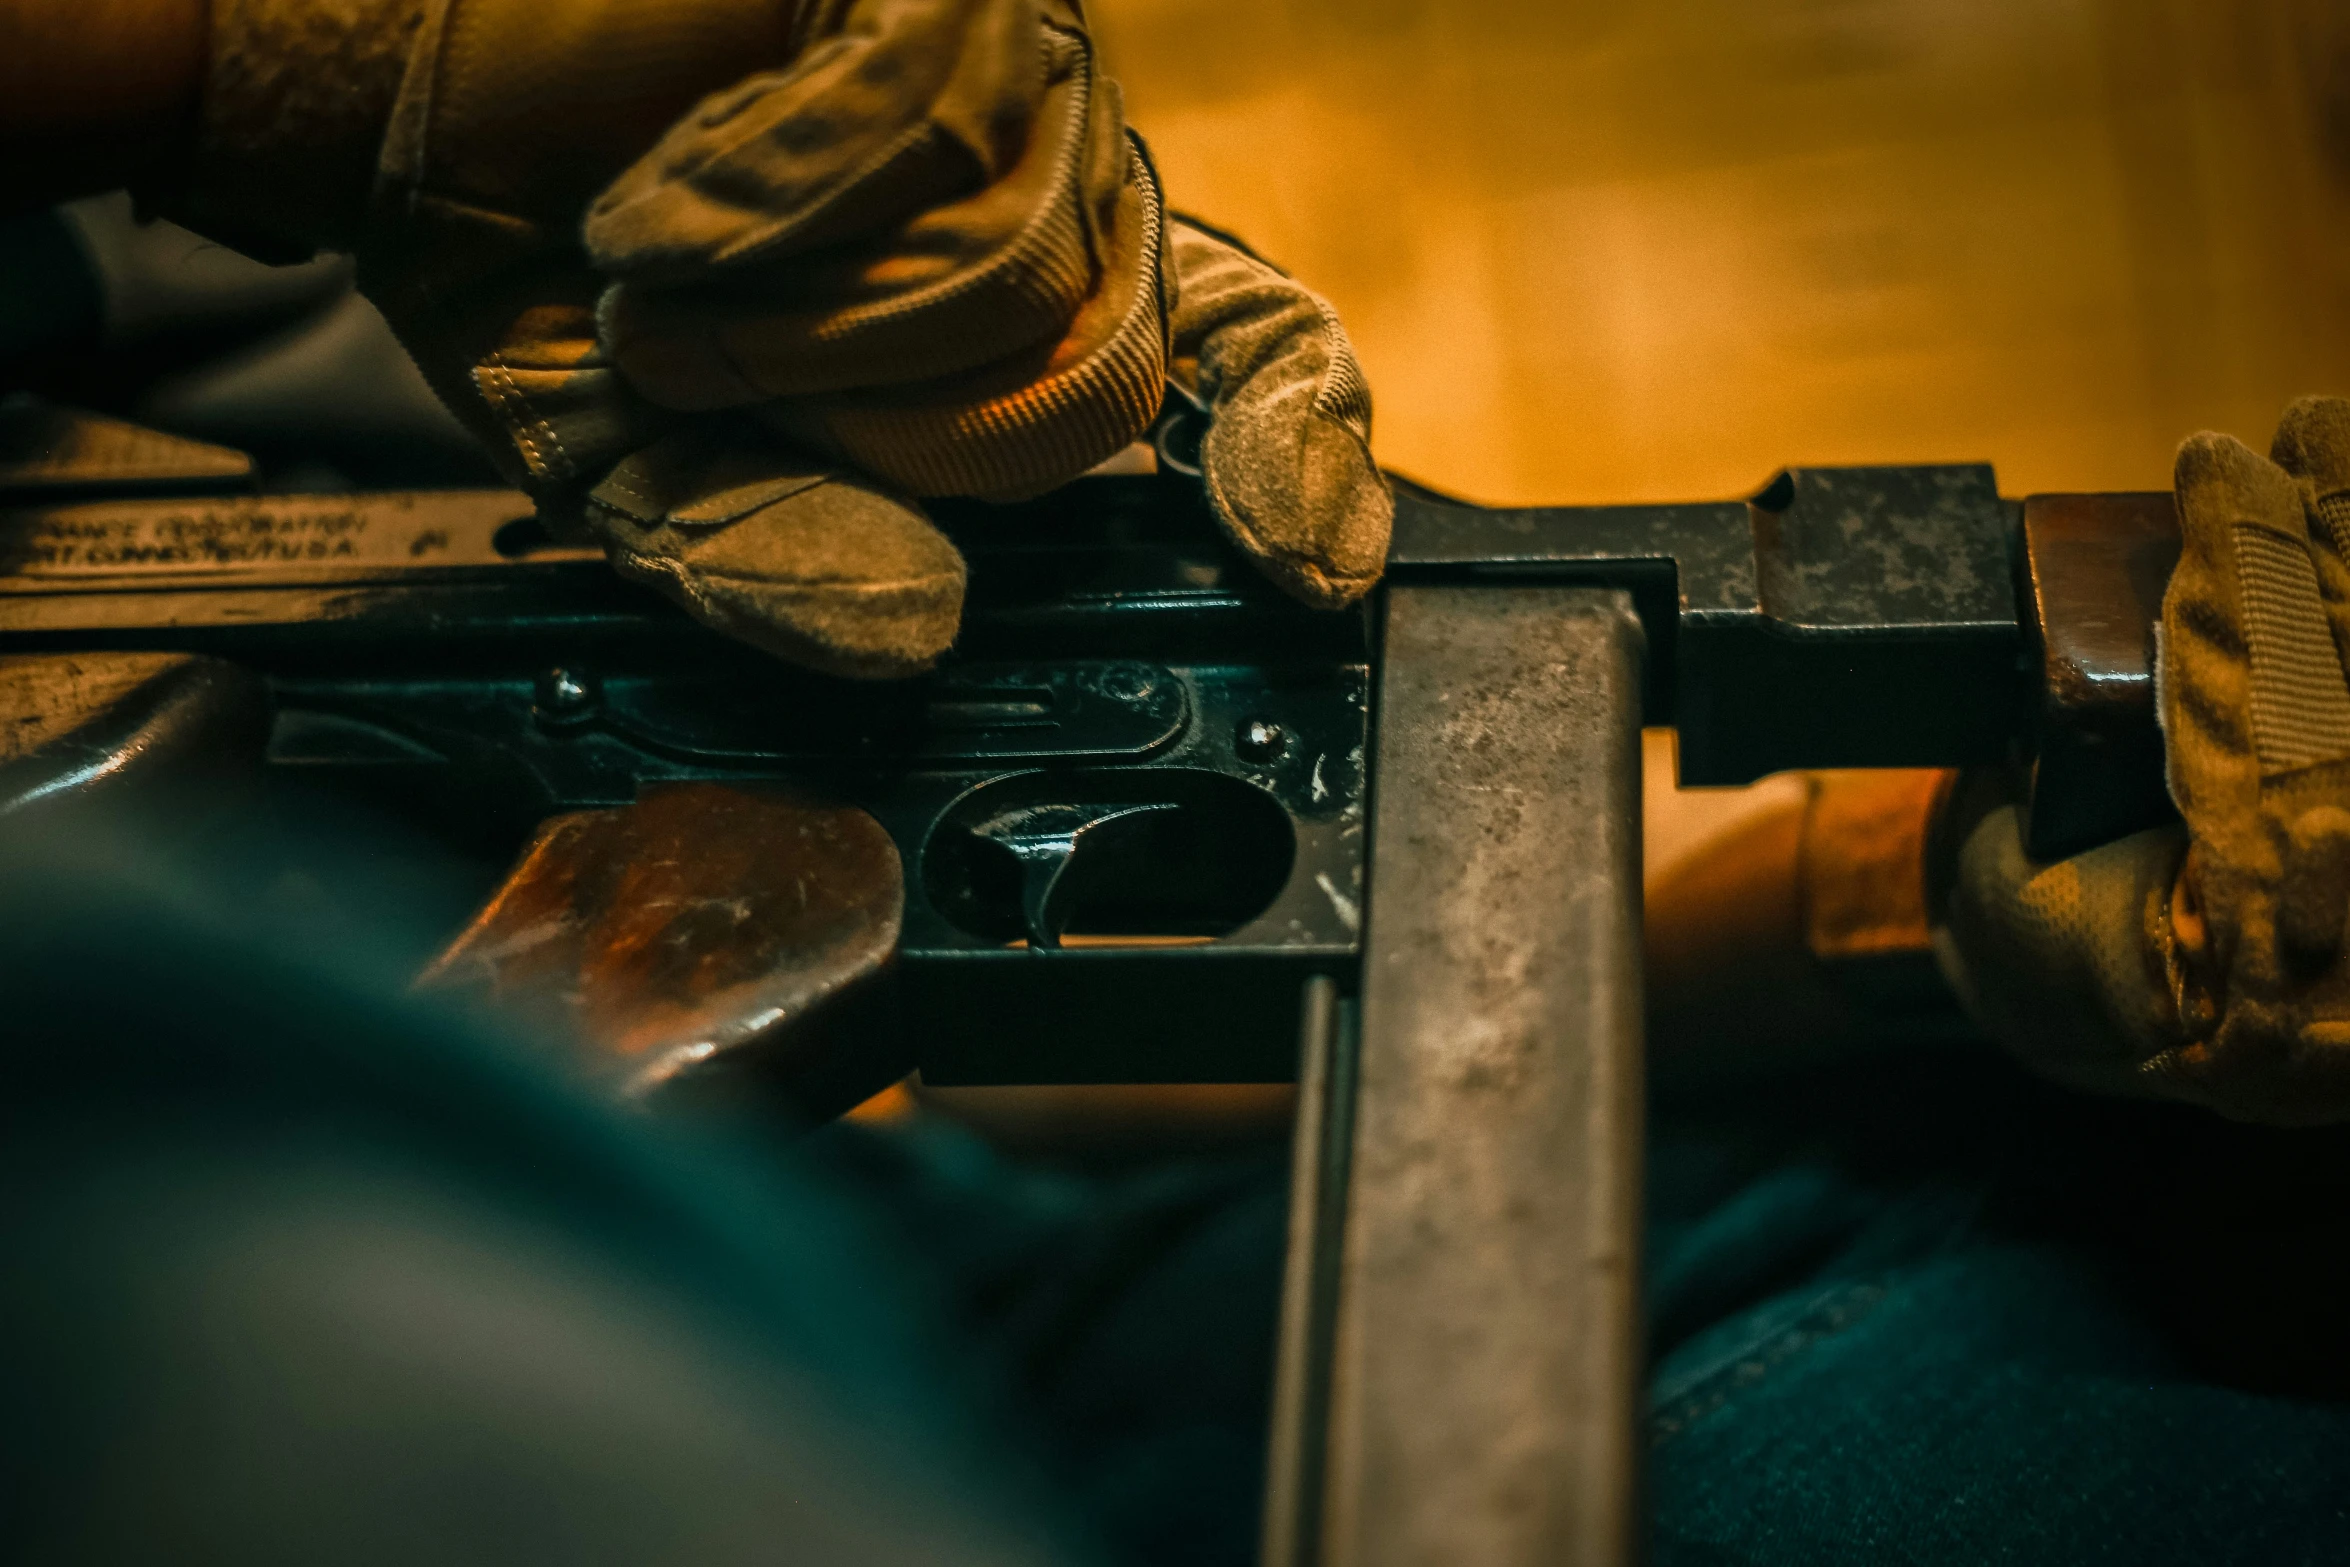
[
  {"xmin": 1390, "ymin": 464, "xmax": 2020, "ymax": 783},
  {"xmin": 0, "ymin": 437, "xmax": 2184, "ymax": 1085},
  {"xmin": 1325, "ymin": 586, "xmax": 1646, "ymax": 1567},
  {"xmin": 420, "ymin": 784, "xmax": 908, "ymax": 1113},
  {"xmin": 2020, "ymin": 491, "xmax": 2180, "ymax": 860},
  {"xmin": 1262, "ymin": 975, "xmax": 1357, "ymax": 1567}
]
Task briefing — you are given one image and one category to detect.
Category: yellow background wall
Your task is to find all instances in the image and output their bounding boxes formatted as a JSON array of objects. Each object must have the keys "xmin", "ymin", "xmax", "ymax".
[
  {"xmin": 1097, "ymin": 0, "xmax": 2350, "ymax": 506},
  {"xmin": 1098, "ymin": 0, "xmax": 2350, "ymax": 863}
]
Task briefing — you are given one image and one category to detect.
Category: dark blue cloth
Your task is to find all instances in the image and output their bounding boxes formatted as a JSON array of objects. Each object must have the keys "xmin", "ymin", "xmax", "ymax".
[
  {"xmin": 1643, "ymin": 1055, "xmax": 2350, "ymax": 1566},
  {"xmin": 809, "ymin": 1118, "xmax": 1289, "ymax": 1567},
  {"xmin": 821, "ymin": 1046, "xmax": 2350, "ymax": 1567},
  {"xmin": 0, "ymin": 822, "xmax": 1100, "ymax": 1566},
  {"xmin": 9, "ymin": 810, "xmax": 2350, "ymax": 1564}
]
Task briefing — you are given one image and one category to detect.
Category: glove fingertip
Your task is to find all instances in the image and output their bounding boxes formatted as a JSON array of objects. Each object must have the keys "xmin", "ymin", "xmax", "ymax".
[
  {"xmin": 584, "ymin": 435, "xmax": 968, "ymax": 678},
  {"xmin": 2175, "ymin": 428, "xmax": 2269, "ymax": 488},
  {"xmin": 2271, "ymin": 394, "xmax": 2350, "ymax": 491},
  {"xmin": 2174, "ymin": 429, "xmax": 2302, "ymax": 538},
  {"xmin": 1204, "ymin": 417, "xmax": 1392, "ymax": 610}
]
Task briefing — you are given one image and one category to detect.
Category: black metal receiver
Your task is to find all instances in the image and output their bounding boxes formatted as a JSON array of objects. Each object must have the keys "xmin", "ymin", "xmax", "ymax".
[
  {"xmin": 0, "ymin": 401, "xmax": 2179, "ymax": 1567},
  {"xmin": 0, "ymin": 421, "xmax": 2166, "ymax": 1073},
  {"xmin": 0, "ymin": 465, "xmax": 1372, "ymax": 1084}
]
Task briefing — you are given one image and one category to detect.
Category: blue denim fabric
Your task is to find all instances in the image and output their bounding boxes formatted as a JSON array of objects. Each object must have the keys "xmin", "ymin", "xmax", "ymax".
[
  {"xmin": 0, "ymin": 827, "xmax": 1105, "ymax": 1566},
  {"xmin": 1642, "ymin": 1053, "xmax": 2350, "ymax": 1566},
  {"xmin": 808, "ymin": 1119, "xmax": 1289, "ymax": 1567},
  {"xmin": 10, "ymin": 809, "xmax": 2350, "ymax": 1564},
  {"xmin": 840, "ymin": 1047, "xmax": 2350, "ymax": 1567}
]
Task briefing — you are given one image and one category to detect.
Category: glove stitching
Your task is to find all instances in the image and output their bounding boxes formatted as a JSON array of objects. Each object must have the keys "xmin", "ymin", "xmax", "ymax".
[
  {"xmin": 591, "ymin": 472, "xmax": 657, "ymax": 511},
  {"xmin": 478, "ymin": 358, "xmax": 574, "ymax": 485},
  {"xmin": 475, "ymin": 365, "xmax": 547, "ymax": 478}
]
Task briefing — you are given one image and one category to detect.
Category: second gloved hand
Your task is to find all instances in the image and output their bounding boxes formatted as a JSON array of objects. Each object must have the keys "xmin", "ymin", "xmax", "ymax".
[{"xmin": 1943, "ymin": 397, "xmax": 2350, "ymax": 1123}]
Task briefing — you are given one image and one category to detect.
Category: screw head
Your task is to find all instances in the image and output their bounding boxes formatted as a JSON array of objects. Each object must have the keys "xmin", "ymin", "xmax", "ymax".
[
  {"xmin": 536, "ymin": 666, "xmax": 600, "ymax": 724},
  {"xmin": 1235, "ymin": 716, "xmax": 1288, "ymax": 763}
]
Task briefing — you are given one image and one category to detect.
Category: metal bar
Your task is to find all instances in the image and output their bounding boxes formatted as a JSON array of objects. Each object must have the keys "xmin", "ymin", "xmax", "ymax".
[
  {"xmin": 1323, "ymin": 585, "xmax": 1646, "ymax": 1567},
  {"xmin": 1262, "ymin": 978, "xmax": 1333, "ymax": 1567},
  {"xmin": 1262, "ymin": 976, "xmax": 1358, "ymax": 1567}
]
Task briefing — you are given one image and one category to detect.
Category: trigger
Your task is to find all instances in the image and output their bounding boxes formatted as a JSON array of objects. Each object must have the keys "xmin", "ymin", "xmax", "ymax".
[{"xmin": 972, "ymin": 801, "xmax": 1181, "ymax": 949}]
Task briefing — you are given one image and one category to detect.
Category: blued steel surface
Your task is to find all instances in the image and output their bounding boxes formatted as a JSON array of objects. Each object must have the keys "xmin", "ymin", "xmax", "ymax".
[
  {"xmin": 0, "ymin": 478, "xmax": 1371, "ymax": 1084},
  {"xmin": 0, "ymin": 426, "xmax": 2177, "ymax": 1086},
  {"xmin": 1324, "ymin": 586, "xmax": 1646, "ymax": 1567}
]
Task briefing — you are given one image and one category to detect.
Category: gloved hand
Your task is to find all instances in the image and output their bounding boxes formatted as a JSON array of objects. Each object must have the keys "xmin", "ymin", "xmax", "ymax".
[
  {"xmin": 147, "ymin": 0, "xmax": 1390, "ymax": 675},
  {"xmin": 1942, "ymin": 397, "xmax": 2350, "ymax": 1123},
  {"xmin": 1158, "ymin": 217, "xmax": 1388, "ymax": 609}
]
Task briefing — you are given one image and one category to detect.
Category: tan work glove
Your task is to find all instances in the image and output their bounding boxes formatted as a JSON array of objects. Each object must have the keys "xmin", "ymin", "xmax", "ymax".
[
  {"xmin": 149, "ymin": 0, "xmax": 1389, "ymax": 676},
  {"xmin": 1159, "ymin": 217, "xmax": 1388, "ymax": 609},
  {"xmin": 1942, "ymin": 397, "xmax": 2350, "ymax": 1123}
]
